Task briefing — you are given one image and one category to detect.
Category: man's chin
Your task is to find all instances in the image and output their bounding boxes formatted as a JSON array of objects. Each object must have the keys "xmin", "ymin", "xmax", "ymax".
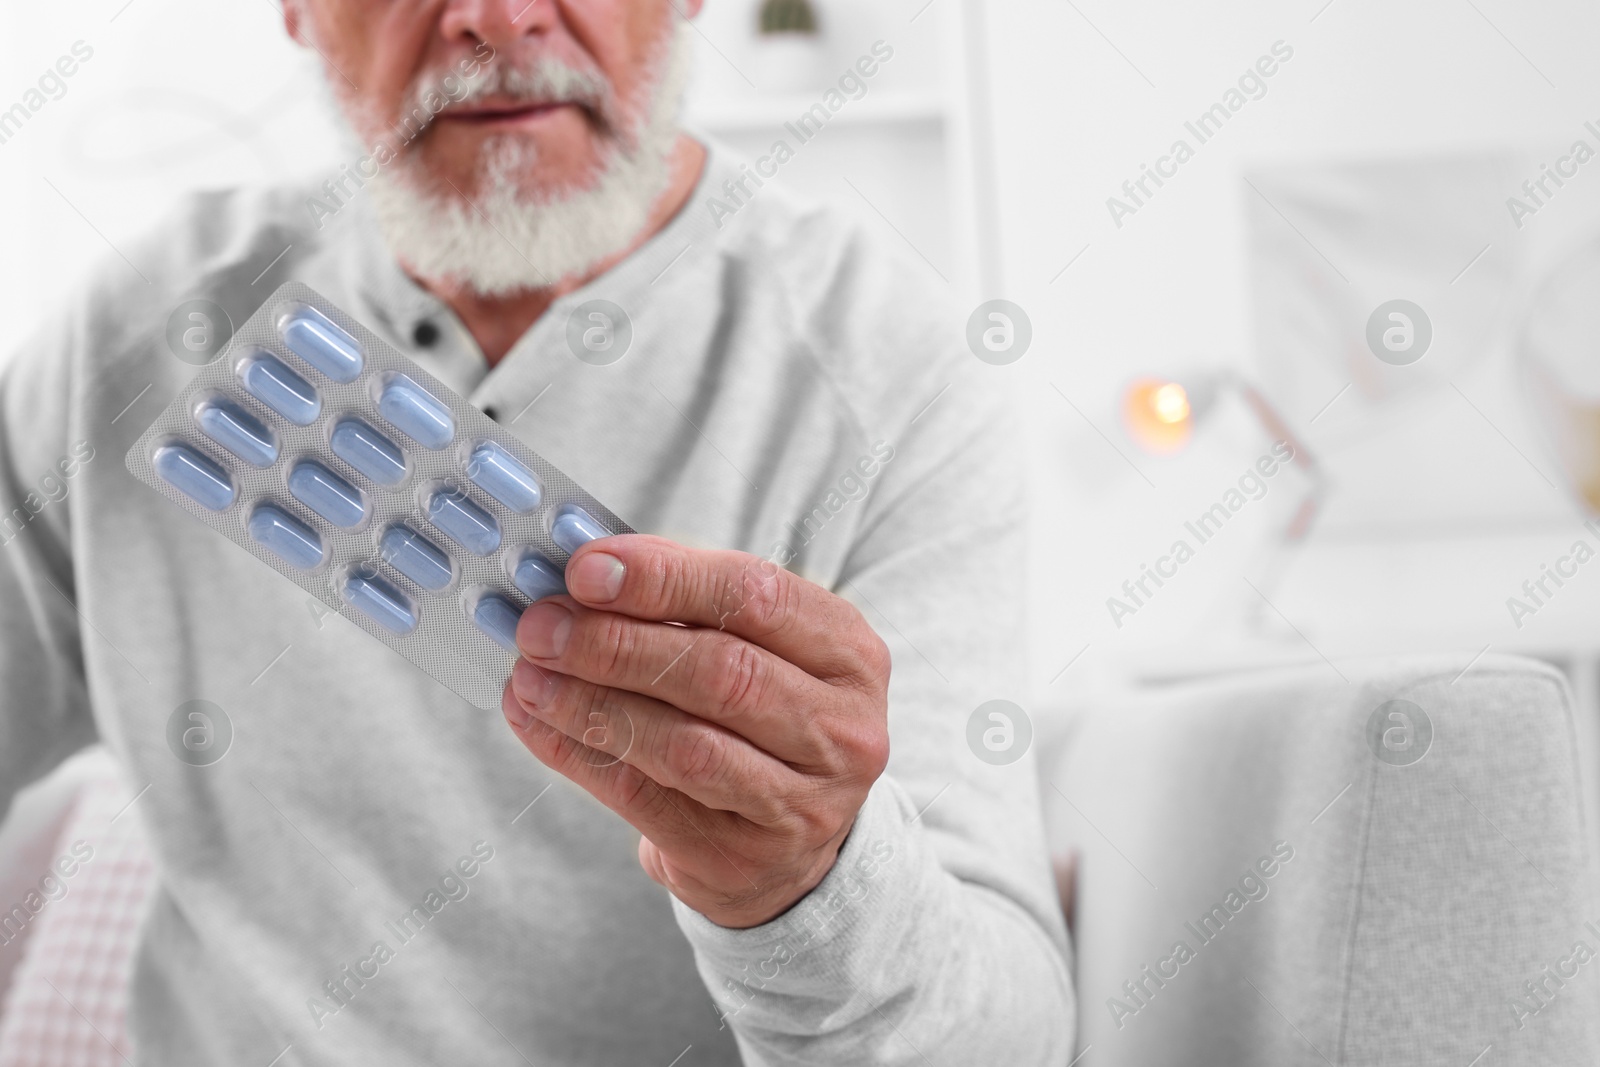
[
  {"xmin": 410, "ymin": 146, "xmax": 607, "ymax": 211},
  {"xmin": 365, "ymin": 146, "xmax": 665, "ymax": 298}
]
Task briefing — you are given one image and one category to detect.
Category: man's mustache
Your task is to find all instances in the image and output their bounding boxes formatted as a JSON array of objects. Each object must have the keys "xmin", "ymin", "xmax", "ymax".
[{"xmin": 397, "ymin": 60, "xmax": 618, "ymax": 138}]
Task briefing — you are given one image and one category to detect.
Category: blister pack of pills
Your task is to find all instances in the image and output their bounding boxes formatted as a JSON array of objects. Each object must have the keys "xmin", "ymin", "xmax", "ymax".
[{"xmin": 126, "ymin": 281, "xmax": 633, "ymax": 710}]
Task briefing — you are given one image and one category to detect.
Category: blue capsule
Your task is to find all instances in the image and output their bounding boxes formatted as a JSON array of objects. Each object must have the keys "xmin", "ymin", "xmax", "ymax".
[
  {"xmin": 551, "ymin": 505, "xmax": 610, "ymax": 554},
  {"xmin": 331, "ymin": 418, "xmax": 407, "ymax": 487},
  {"xmin": 197, "ymin": 398, "xmax": 277, "ymax": 468},
  {"xmin": 379, "ymin": 375, "xmax": 454, "ymax": 450},
  {"xmin": 343, "ymin": 572, "xmax": 418, "ymax": 635},
  {"xmin": 153, "ymin": 444, "xmax": 235, "ymax": 511},
  {"xmin": 239, "ymin": 354, "xmax": 320, "ymax": 425},
  {"xmin": 427, "ymin": 489, "xmax": 501, "ymax": 555},
  {"xmin": 380, "ymin": 525, "xmax": 453, "ymax": 591},
  {"xmin": 288, "ymin": 460, "xmax": 366, "ymax": 528},
  {"xmin": 513, "ymin": 553, "xmax": 566, "ymax": 602},
  {"xmin": 281, "ymin": 305, "xmax": 363, "ymax": 382},
  {"xmin": 467, "ymin": 441, "xmax": 541, "ymax": 513},
  {"xmin": 473, "ymin": 595, "xmax": 522, "ymax": 653},
  {"xmin": 248, "ymin": 504, "xmax": 324, "ymax": 570}
]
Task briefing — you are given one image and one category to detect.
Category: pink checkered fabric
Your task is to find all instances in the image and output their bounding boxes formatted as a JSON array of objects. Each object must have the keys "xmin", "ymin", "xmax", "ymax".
[{"xmin": 0, "ymin": 776, "xmax": 156, "ymax": 1066}]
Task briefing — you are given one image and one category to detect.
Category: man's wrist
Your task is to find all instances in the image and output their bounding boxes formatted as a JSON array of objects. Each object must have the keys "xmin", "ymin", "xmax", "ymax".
[
  {"xmin": 709, "ymin": 811, "xmax": 863, "ymax": 929},
  {"xmin": 672, "ymin": 781, "xmax": 906, "ymax": 950},
  {"xmin": 670, "ymin": 781, "xmax": 923, "ymax": 1033}
]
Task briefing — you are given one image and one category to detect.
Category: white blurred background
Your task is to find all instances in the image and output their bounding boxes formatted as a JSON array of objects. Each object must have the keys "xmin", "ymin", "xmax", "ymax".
[{"xmin": 7, "ymin": 0, "xmax": 1600, "ymax": 743}]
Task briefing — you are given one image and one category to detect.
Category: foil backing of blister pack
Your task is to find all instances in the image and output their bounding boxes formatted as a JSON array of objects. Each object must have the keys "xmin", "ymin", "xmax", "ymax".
[{"xmin": 126, "ymin": 281, "xmax": 634, "ymax": 710}]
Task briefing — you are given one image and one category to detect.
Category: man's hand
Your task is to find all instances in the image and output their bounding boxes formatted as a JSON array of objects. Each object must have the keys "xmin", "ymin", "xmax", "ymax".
[{"xmin": 501, "ymin": 535, "xmax": 892, "ymax": 928}]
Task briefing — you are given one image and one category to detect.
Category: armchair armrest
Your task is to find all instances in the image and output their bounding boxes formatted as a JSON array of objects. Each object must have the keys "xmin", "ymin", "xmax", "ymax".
[{"xmin": 1044, "ymin": 654, "xmax": 1599, "ymax": 1066}]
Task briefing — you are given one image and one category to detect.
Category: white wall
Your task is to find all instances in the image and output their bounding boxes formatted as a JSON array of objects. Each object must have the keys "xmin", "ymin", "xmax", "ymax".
[
  {"xmin": 978, "ymin": 0, "xmax": 1600, "ymax": 694},
  {"xmin": 988, "ymin": 0, "xmax": 1600, "ymax": 382},
  {"xmin": 0, "ymin": 0, "xmax": 341, "ymax": 330}
]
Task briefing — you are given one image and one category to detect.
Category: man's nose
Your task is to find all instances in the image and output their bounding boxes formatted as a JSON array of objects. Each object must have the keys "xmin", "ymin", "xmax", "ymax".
[{"xmin": 439, "ymin": 0, "xmax": 555, "ymax": 47}]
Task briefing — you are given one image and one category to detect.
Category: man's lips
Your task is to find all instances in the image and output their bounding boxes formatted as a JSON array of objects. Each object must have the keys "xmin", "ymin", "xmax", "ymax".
[{"xmin": 436, "ymin": 101, "xmax": 581, "ymax": 126}]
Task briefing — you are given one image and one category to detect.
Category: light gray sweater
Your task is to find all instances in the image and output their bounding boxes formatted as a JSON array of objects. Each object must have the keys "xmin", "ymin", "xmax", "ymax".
[{"xmin": 0, "ymin": 146, "xmax": 1073, "ymax": 1064}]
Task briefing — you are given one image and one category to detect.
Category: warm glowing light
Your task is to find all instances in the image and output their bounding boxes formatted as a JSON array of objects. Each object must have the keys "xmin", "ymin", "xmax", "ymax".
[
  {"xmin": 1152, "ymin": 383, "xmax": 1190, "ymax": 425},
  {"xmin": 1123, "ymin": 378, "xmax": 1194, "ymax": 455}
]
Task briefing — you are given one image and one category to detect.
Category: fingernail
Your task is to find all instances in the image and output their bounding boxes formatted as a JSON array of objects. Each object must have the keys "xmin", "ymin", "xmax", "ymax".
[
  {"xmin": 504, "ymin": 689, "xmax": 533, "ymax": 730},
  {"xmin": 569, "ymin": 551, "xmax": 625, "ymax": 603},
  {"xmin": 518, "ymin": 601, "xmax": 572, "ymax": 659},
  {"xmin": 512, "ymin": 658, "xmax": 558, "ymax": 708}
]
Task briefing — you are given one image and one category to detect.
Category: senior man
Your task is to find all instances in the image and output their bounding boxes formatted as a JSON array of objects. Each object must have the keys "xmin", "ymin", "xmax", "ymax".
[{"xmin": 0, "ymin": 0, "xmax": 1073, "ymax": 1063}]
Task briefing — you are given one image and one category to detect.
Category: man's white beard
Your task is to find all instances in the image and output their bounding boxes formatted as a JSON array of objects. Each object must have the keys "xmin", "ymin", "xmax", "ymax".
[{"xmin": 325, "ymin": 27, "xmax": 691, "ymax": 296}]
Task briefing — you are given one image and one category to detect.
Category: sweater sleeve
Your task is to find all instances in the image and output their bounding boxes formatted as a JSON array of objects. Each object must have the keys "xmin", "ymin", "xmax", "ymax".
[
  {"xmin": 672, "ymin": 345, "xmax": 1075, "ymax": 1064},
  {"xmin": 0, "ymin": 292, "xmax": 99, "ymax": 826}
]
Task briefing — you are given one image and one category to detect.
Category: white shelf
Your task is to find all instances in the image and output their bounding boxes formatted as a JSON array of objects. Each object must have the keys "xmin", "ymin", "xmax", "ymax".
[{"xmin": 685, "ymin": 88, "xmax": 948, "ymax": 134}]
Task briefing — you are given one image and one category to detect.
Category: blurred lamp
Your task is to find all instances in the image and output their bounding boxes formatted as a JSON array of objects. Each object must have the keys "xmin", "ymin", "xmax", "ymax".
[
  {"xmin": 1122, "ymin": 379, "xmax": 1195, "ymax": 455},
  {"xmin": 1121, "ymin": 371, "xmax": 1328, "ymax": 629},
  {"xmin": 1122, "ymin": 370, "xmax": 1323, "ymax": 540}
]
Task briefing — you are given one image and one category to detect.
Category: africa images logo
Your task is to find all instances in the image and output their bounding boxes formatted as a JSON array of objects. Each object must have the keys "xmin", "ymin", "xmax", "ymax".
[
  {"xmin": 1365, "ymin": 299, "xmax": 1432, "ymax": 366},
  {"xmin": 966, "ymin": 700, "xmax": 1032, "ymax": 765},
  {"xmin": 1366, "ymin": 699, "xmax": 1432, "ymax": 767}
]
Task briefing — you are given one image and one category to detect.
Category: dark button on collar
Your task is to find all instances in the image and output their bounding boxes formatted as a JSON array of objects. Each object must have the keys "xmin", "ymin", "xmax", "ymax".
[{"xmin": 412, "ymin": 320, "xmax": 440, "ymax": 347}]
